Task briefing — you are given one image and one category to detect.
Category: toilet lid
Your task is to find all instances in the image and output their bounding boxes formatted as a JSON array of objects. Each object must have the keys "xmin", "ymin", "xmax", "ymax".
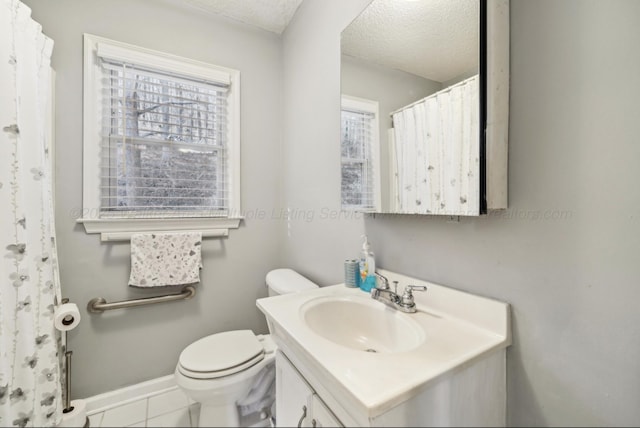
[
  {"xmin": 178, "ymin": 352, "xmax": 265, "ymax": 380},
  {"xmin": 266, "ymin": 269, "xmax": 318, "ymax": 295},
  {"xmin": 179, "ymin": 330, "xmax": 264, "ymax": 376}
]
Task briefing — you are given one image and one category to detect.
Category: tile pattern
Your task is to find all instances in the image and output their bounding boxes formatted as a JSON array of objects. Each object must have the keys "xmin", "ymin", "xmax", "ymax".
[{"xmin": 87, "ymin": 387, "xmax": 200, "ymax": 428}]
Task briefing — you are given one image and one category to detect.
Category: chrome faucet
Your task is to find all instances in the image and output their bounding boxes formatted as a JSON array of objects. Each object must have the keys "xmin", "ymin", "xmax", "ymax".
[
  {"xmin": 370, "ymin": 286, "xmax": 400, "ymax": 306},
  {"xmin": 370, "ymin": 282, "xmax": 427, "ymax": 313}
]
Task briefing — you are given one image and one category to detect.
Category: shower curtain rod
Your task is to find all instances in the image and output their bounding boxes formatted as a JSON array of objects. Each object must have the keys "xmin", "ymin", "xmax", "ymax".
[{"xmin": 389, "ymin": 74, "xmax": 479, "ymax": 116}]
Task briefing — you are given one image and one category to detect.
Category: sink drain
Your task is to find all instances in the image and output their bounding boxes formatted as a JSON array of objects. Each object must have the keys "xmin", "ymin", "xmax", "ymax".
[{"xmin": 364, "ymin": 348, "xmax": 378, "ymax": 353}]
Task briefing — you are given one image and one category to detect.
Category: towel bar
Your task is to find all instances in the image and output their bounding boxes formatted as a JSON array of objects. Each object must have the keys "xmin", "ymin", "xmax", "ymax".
[
  {"xmin": 87, "ymin": 285, "xmax": 196, "ymax": 313},
  {"xmin": 100, "ymin": 229, "xmax": 228, "ymax": 242}
]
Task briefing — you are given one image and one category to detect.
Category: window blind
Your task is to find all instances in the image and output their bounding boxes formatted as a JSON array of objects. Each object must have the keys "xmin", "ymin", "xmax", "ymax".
[
  {"xmin": 341, "ymin": 109, "xmax": 375, "ymax": 210},
  {"xmin": 99, "ymin": 58, "xmax": 230, "ymax": 218}
]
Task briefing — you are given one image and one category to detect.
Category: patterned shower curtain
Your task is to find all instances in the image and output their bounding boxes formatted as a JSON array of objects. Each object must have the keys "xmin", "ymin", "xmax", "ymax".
[
  {"xmin": 0, "ymin": 1, "xmax": 63, "ymax": 427},
  {"xmin": 391, "ymin": 74, "xmax": 480, "ymax": 216}
]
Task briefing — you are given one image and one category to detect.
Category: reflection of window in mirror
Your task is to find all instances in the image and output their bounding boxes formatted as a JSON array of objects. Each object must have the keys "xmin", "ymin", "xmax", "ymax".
[{"xmin": 340, "ymin": 95, "xmax": 381, "ymax": 212}]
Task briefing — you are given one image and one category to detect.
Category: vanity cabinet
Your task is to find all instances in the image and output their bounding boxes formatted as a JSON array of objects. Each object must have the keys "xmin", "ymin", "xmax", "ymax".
[
  {"xmin": 276, "ymin": 351, "xmax": 342, "ymax": 427},
  {"xmin": 275, "ymin": 344, "xmax": 507, "ymax": 427},
  {"xmin": 257, "ymin": 272, "xmax": 511, "ymax": 427}
]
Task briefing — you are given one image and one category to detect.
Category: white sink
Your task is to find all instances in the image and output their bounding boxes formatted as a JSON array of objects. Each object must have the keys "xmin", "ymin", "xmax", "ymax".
[
  {"xmin": 257, "ymin": 269, "xmax": 511, "ymax": 420},
  {"xmin": 300, "ymin": 295, "xmax": 426, "ymax": 353}
]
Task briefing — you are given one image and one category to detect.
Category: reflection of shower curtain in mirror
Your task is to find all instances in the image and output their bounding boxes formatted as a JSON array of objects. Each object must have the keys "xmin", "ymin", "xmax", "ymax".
[{"xmin": 391, "ymin": 75, "xmax": 479, "ymax": 215}]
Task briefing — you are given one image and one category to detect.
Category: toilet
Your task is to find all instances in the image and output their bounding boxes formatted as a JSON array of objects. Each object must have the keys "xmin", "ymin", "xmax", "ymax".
[{"xmin": 174, "ymin": 269, "xmax": 318, "ymax": 427}]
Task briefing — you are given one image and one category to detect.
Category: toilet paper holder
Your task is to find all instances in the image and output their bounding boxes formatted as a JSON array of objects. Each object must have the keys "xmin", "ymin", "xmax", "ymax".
[
  {"xmin": 60, "ymin": 298, "xmax": 72, "ymax": 412},
  {"xmin": 60, "ymin": 298, "xmax": 89, "ymax": 427}
]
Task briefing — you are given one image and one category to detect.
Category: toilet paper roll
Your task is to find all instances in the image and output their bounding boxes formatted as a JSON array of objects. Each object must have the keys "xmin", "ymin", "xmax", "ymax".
[
  {"xmin": 58, "ymin": 399, "xmax": 88, "ymax": 427},
  {"xmin": 54, "ymin": 303, "xmax": 81, "ymax": 332}
]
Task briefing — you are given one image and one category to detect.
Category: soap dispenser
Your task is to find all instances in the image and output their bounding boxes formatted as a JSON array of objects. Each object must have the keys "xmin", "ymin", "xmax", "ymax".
[{"xmin": 359, "ymin": 235, "xmax": 377, "ymax": 292}]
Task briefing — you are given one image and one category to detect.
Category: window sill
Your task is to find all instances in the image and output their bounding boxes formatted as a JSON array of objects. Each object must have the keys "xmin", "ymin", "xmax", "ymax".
[{"xmin": 77, "ymin": 217, "xmax": 242, "ymax": 242}]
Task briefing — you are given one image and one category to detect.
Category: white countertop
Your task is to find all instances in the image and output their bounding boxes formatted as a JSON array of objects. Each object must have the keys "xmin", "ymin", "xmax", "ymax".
[{"xmin": 257, "ymin": 269, "xmax": 511, "ymax": 420}]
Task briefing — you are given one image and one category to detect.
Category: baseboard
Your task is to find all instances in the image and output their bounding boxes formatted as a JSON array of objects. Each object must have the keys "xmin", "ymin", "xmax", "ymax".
[{"xmin": 84, "ymin": 374, "xmax": 177, "ymax": 415}]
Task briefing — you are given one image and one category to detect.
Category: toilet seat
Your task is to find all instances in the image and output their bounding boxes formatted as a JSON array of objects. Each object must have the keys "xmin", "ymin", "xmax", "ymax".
[{"xmin": 178, "ymin": 330, "xmax": 267, "ymax": 380}]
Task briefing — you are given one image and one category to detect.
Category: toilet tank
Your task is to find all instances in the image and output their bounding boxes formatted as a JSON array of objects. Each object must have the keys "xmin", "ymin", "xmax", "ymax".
[{"xmin": 266, "ymin": 269, "xmax": 318, "ymax": 296}]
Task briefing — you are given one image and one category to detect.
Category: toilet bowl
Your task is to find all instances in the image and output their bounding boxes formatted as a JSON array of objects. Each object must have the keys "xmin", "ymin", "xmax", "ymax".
[{"xmin": 175, "ymin": 269, "xmax": 318, "ymax": 427}]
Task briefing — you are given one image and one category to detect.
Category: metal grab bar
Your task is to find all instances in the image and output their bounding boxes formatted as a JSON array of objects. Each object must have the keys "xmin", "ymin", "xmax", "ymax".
[{"xmin": 87, "ymin": 285, "xmax": 196, "ymax": 313}]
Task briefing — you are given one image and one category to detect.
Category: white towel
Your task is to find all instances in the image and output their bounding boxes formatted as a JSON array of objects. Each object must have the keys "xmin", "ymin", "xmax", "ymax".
[{"xmin": 128, "ymin": 232, "xmax": 202, "ymax": 287}]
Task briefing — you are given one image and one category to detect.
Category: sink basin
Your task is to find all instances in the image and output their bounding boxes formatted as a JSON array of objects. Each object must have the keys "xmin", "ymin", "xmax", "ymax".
[{"xmin": 300, "ymin": 295, "xmax": 426, "ymax": 353}]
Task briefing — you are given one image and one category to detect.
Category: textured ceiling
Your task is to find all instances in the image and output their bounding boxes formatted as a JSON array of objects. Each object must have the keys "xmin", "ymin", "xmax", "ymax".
[
  {"xmin": 342, "ymin": 0, "xmax": 479, "ymax": 83},
  {"xmin": 175, "ymin": 0, "xmax": 477, "ymax": 82},
  {"xmin": 179, "ymin": 0, "xmax": 303, "ymax": 34}
]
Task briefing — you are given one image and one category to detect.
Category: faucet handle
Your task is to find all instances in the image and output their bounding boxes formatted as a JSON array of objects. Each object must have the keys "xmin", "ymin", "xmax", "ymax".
[
  {"xmin": 375, "ymin": 272, "xmax": 390, "ymax": 290},
  {"xmin": 400, "ymin": 285, "xmax": 427, "ymax": 311},
  {"xmin": 404, "ymin": 285, "xmax": 427, "ymax": 294}
]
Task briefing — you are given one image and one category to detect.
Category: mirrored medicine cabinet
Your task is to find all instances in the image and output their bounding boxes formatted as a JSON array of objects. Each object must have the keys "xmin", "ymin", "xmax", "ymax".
[{"xmin": 340, "ymin": 0, "xmax": 509, "ymax": 216}]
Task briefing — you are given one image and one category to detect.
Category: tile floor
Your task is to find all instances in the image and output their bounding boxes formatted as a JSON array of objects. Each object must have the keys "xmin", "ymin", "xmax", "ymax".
[{"xmin": 87, "ymin": 387, "xmax": 200, "ymax": 427}]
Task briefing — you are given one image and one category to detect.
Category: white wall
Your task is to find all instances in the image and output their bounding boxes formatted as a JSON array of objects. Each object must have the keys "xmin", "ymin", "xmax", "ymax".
[
  {"xmin": 283, "ymin": 0, "xmax": 640, "ymax": 426},
  {"xmin": 23, "ymin": 0, "xmax": 283, "ymax": 398},
  {"xmin": 281, "ymin": 0, "xmax": 373, "ymax": 283},
  {"xmin": 341, "ymin": 56, "xmax": 441, "ymax": 212}
]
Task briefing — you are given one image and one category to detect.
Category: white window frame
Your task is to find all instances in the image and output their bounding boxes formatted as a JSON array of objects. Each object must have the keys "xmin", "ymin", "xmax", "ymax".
[
  {"xmin": 78, "ymin": 34, "xmax": 241, "ymax": 240},
  {"xmin": 341, "ymin": 95, "xmax": 381, "ymax": 212}
]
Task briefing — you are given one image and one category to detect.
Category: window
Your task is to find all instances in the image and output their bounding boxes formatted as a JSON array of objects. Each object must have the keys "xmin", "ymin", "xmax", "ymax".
[
  {"xmin": 341, "ymin": 95, "xmax": 380, "ymax": 211},
  {"xmin": 80, "ymin": 34, "xmax": 241, "ymax": 239}
]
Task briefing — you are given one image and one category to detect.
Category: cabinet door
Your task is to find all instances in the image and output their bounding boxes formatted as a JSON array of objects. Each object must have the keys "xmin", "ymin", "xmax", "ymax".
[
  {"xmin": 275, "ymin": 351, "xmax": 313, "ymax": 427},
  {"xmin": 310, "ymin": 394, "xmax": 343, "ymax": 427}
]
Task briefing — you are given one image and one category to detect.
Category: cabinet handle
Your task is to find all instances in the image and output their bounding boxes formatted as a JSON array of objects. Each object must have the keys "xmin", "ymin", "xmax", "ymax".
[
  {"xmin": 312, "ymin": 419, "xmax": 317, "ymax": 428},
  {"xmin": 297, "ymin": 405, "xmax": 307, "ymax": 428}
]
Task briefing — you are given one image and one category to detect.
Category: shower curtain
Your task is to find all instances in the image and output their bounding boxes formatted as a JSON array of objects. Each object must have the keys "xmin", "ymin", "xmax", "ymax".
[
  {"xmin": 0, "ymin": 1, "xmax": 62, "ymax": 427},
  {"xmin": 391, "ymin": 75, "xmax": 480, "ymax": 215}
]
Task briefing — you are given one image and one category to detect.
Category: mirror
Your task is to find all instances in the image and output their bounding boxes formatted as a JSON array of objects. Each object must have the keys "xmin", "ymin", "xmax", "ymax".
[{"xmin": 340, "ymin": 0, "xmax": 485, "ymax": 216}]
